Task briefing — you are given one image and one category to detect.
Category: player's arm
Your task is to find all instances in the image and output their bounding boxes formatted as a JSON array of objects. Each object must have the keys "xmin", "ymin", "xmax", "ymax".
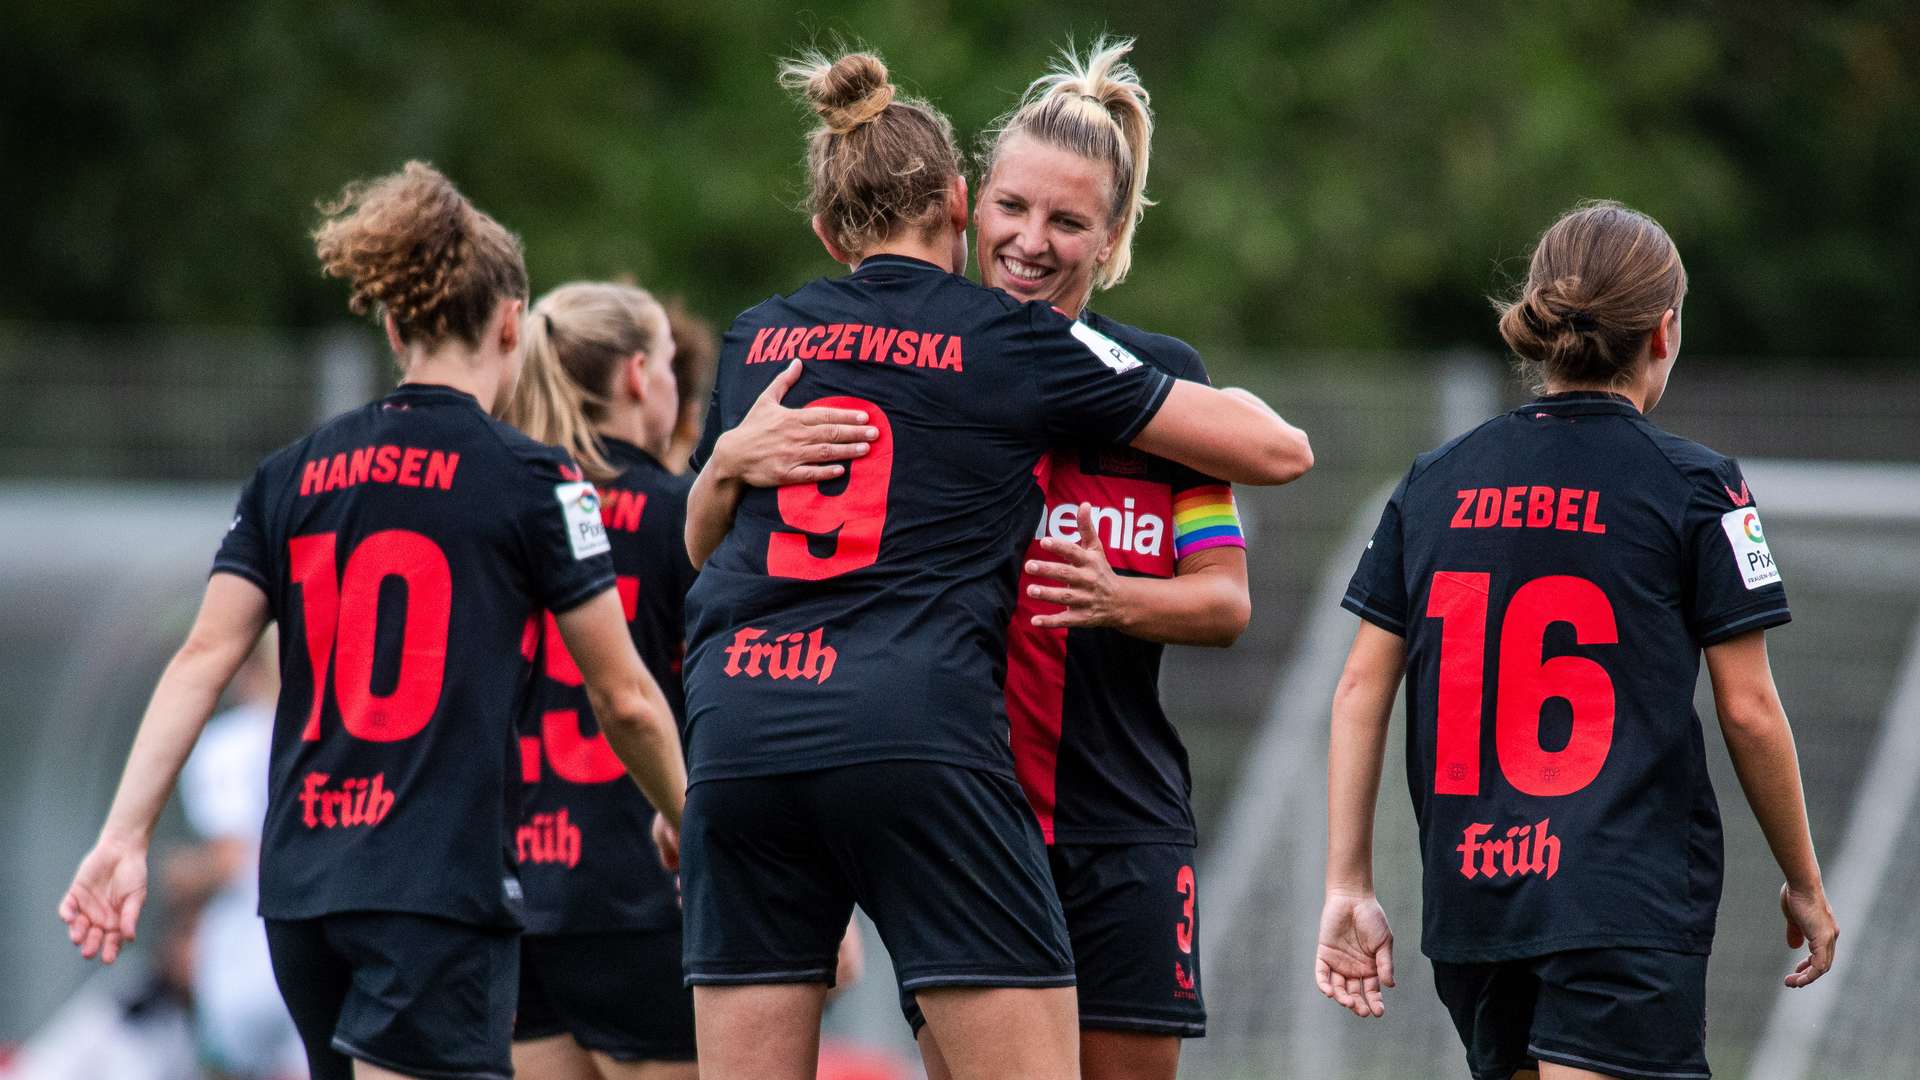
[
  {"xmin": 556, "ymin": 589, "xmax": 687, "ymax": 828},
  {"xmin": 1316, "ymin": 619, "xmax": 1406, "ymax": 1018},
  {"xmin": 60, "ymin": 572, "xmax": 270, "ymax": 964},
  {"xmin": 1025, "ymin": 503, "xmax": 1250, "ymax": 647},
  {"xmin": 1704, "ymin": 628, "xmax": 1837, "ymax": 988},
  {"xmin": 1130, "ymin": 383, "xmax": 1312, "ymax": 487},
  {"xmin": 684, "ymin": 360, "xmax": 877, "ymax": 568}
]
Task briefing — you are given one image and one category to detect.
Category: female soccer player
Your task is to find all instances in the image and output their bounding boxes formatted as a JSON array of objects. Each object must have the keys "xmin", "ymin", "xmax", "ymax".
[
  {"xmin": 1317, "ymin": 202, "xmax": 1838, "ymax": 1080},
  {"xmin": 907, "ymin": 38, "xmax": 1250, "ymax": 1080},
  {"xmin": 504, "ymin": 281, "xmax": 701, "ymax": 1080},
  {"xmin": 58, "ymin": 162, "xmax": 687, "ymax": 1080},
  {"xmin": 676, "ymin": 50, "xmax": 1310, "ymax": 1080},
  {"xmin": 506, "ymin": 282, "xmax": 867, "ymax": 1080}
]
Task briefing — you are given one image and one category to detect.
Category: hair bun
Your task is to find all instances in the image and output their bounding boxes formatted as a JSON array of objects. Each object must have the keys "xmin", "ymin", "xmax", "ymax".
[{"xmin": 808, "ymin": 53, "xmax": 895, "ymax": 134}]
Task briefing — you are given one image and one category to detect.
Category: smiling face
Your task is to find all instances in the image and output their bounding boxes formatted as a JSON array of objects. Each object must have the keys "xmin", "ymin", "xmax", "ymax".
[{"xmin": 974, "ymin": 133, "xmax": 1118, "ymax": 314}]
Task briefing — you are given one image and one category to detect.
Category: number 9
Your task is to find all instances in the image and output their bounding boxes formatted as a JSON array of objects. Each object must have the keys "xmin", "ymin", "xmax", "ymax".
[{"xmin": 767, "ymin": 397, "xmax": 894, "ymax": 581}]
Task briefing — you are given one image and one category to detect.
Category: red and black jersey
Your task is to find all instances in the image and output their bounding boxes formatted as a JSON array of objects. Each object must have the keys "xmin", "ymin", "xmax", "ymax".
[
  {"xmin": 1007, "ymin": 313, "xmax": 1244, "ymax": 846},
  {"xmin": 1342, "ymin": 391, "xmax": 1791, "ymax": 963},
  {"xmin": 212, "ymin": 383, "xmax": 616, "ymax": 927},
  {"xmin": 683, "ymin": 256, "xmax": 1175, "ymax": 785},
  {"xmin": 515, "ymin": 437, "xmax": 696, "ymax": 934}
]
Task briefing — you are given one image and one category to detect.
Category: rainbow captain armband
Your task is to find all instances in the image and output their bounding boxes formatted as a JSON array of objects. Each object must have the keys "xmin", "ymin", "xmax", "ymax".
[{"xmin": 1172, "ymin": 485, "xmax": 1246, "ymax": 558}]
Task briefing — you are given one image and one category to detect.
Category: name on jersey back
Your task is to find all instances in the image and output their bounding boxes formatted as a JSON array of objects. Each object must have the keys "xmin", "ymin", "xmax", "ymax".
[
  {"xmin": 745, "ymin": 323, "xmax": 964, "ymax": 372},
  {"xmin": 299, "ymin": 444, "xmax": 461, "ymax": 496},
  {"xmin": 1450, "ymin": 485, "xmax": 1607, "ymax": 534}
]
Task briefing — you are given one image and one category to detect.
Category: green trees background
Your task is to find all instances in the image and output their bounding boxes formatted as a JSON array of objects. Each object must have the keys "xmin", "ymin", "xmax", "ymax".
[{"xmin": 4, "ymin": 1, "xmax": 1915, "ymax": 359}]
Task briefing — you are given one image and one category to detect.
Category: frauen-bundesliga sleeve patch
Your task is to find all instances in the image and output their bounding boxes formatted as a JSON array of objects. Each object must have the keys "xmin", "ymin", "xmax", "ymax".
[
  {"xmin": 1719, "ymin": 506, "xmax": 1781, "ymax": 589},
  {"xmin": 1069, "ymin": 318, "xmax": 1143, "ymax": 374},
  {"xmin": 556, "ymin": 481, "xmax": 612, "ymax": 561},
  {"xmin": 1173, "ymin": 485, "xmax": 1246, "ymax": 558}
]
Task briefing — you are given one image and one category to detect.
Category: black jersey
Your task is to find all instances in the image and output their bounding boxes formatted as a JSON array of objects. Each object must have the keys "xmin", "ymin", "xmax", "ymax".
[
  {"xmin": 211, "ymin": 383, "xmax": 616, "ymax": 927},
  {"xmin": 1006, "ymin": 314, "xmax": 1244, "ymax": 846},
  {"xmin": 1342, "ymin": 391, "xmax": 1791, "ymax": 963},
  {"xmin": 683, "ymin": 256, "xmax": 1175, "ymax": 784},
  {"xmin": 516, "ymin": 438, "xmax": 696, "ymax": 934}
]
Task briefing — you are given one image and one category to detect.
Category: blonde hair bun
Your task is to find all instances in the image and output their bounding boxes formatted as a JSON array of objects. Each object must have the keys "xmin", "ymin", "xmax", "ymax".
[
  {"xmin": 777, "ymin": 47, "xmax": 962, "ymax": 259},
  {"xmin": 794, "ymin": 52, "xmax": 896, "ymax": 134}
]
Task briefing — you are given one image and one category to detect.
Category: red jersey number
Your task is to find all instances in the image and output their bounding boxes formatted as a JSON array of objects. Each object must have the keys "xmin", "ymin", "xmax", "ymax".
[
  {"xmin": 1426, "ymin": 572, "xmax": 1618, "ymax": 797},
  {"xmin": 289, "ymin": 530, "xmax": 452, "ymax": 743},
  {"xmin": 526, "ymin": 575, "xmax": 640, "ymax": 785},
  {"xmin": 767, "ymin": 397, "xmax": 894, "ymax": 580},
  {"xmin": 1175, "ymin": 864, "xmax": 1197, "ymax": 955}
]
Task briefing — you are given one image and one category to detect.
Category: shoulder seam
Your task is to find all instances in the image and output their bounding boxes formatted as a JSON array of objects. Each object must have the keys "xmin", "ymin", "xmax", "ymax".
[
  {"xmin": 1407, "ymin": 414, "xmax": 1504, "ymax": 486},
  {"xmin": 1620, "ymin": 417, "xmax": 1714, "ymax": 538}
]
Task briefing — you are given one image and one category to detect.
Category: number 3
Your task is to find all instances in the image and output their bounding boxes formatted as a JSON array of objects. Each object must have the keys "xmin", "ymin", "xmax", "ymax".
[
  {"xmin": 1175, "ymin": 865, "xmax": 1196, "ymax": 955},
  {"xmin": 767, "ymin": 397, "xmax": 894, "ymax": 580},
  {"xmin": 1427, "ymin": 572, "xmax": 1618, "ymax": 797}
]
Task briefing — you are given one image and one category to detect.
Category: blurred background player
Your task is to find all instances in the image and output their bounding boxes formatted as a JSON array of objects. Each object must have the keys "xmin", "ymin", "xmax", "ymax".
[
  {"xmin": 662, "ymin": 299, "xmax": 718, "ymax": 474},
  {"xmin": 677, "ymin": 48, "xmax": 1310, "ymax": 1080},
  {"xmin": 10, "ymin": 854, "xmax": 211, "ymax": 1080},
  {"xmin": 1318, "ymin": 202, "xmax": 1838, "ymax": 1079},
  {"xmin": 502, "ymin": 280, "xmax": 705, "ymax": 1080},
  {"xmin": 56, "ymin": 161, "xmax": 688, "ymax": 1080},
  {"xmin": 175, "ymin": 626, "xmax": 307, "ymax": 1080},
  {"xmin": 906, "ymin": 38, "xmax": 1266, "ymax": 1080}
]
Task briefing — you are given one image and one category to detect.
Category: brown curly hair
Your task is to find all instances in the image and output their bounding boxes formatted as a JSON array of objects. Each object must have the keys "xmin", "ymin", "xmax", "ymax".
[{"xmin": 313, "ymin": 161, "xmax": 529, "ymax": 349}]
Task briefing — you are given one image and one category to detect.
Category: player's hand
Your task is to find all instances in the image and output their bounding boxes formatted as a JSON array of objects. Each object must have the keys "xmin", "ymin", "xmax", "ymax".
[
  {"xmin": 651, "ymin": 813, "xmax": 681, "ymax": 874},
  {"xmin": 1780, "ymin": 881, "xmax": 1837, "ymax": 988},
  {"xmin": 1316, "ymin": 888, "xmax": 1395, "ymax": 1018},
  {"xmin": 58, "ymin": 834, "xmax": 149, "ymax": 965},
  {"xmin": 1026, "ymin": 503, "xmax": 1127, "ymax": 629},
  {"xmin": 713, "ymin": 360, "xmax": 878, "ymax": 488}
]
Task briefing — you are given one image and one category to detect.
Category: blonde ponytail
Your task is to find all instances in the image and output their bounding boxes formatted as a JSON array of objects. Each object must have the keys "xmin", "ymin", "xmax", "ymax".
[
  {"xmin": 505, "ymin": 282, "xmax": 668, "ymax": 484},
  {"xmin": 984, "ymin": 37, "xmax": 1155, "ymax": 289}
]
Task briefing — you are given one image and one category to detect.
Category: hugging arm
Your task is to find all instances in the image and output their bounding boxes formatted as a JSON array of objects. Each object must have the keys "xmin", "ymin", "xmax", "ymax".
[
  {"xmin": 1130, "ymin": 382, "xmax": 1313, "ymax": 487},
  {"xmin": 684, "ymin": 360, "xmax": 877, "ymax": 568}
]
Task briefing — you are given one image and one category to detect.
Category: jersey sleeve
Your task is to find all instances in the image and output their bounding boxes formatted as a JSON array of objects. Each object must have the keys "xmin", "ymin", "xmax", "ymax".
[
  {"xmin": 1167, "ymin": 349, "xmax": 1245, "ymax": 561},
  {"xmin": 517, "ymin": 451, "xmax": 619, "ymax": 614},
  {"xmin": 210, "ymin": 461, "xmax": 274, "ymax": 592},
  {"xmin": 1025, "ymin": 304, "xmax": 1175, "ymax": 446},
  {"xmin": 1682, "ymin": 458, "xmax": 1791, "ymax": 645},
  {"xmin": 1341, "ymin": 469, "xmax": 1412, "ymax": 636}
]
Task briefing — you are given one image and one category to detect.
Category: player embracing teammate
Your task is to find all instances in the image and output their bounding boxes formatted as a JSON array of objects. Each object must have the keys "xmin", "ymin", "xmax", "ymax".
[
  {"xmin": 903, "ymin": 38, "xmax": 1276, "ymax": 1080},
  {"xmin": 1319, "ymin": 202, "xmax": 1838, "ymax": 1079},
  {"xmin": 677, "ymin": 47, "xmax": 1309, "ymax": 1080}
]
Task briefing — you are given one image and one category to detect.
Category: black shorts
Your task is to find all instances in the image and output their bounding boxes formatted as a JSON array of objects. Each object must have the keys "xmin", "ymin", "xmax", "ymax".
[
  {"xmin": 681, "ymin": 761, "xmax": 1073, "ymax": 993},
  {"xmin": 1432, "ymin": 947, "xmax": 1711, "ymax": 1080},
  {"xmin": 265, "ymin": 912, "xmax": 518, "ymax": 1080},
  {"xmin": 514, "ymin": 929, "xmax": 696, "ymax": 1062},
  {"xmin": 903, "ymin": 842, "xmax": 1206, "ymax": 1038}
]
